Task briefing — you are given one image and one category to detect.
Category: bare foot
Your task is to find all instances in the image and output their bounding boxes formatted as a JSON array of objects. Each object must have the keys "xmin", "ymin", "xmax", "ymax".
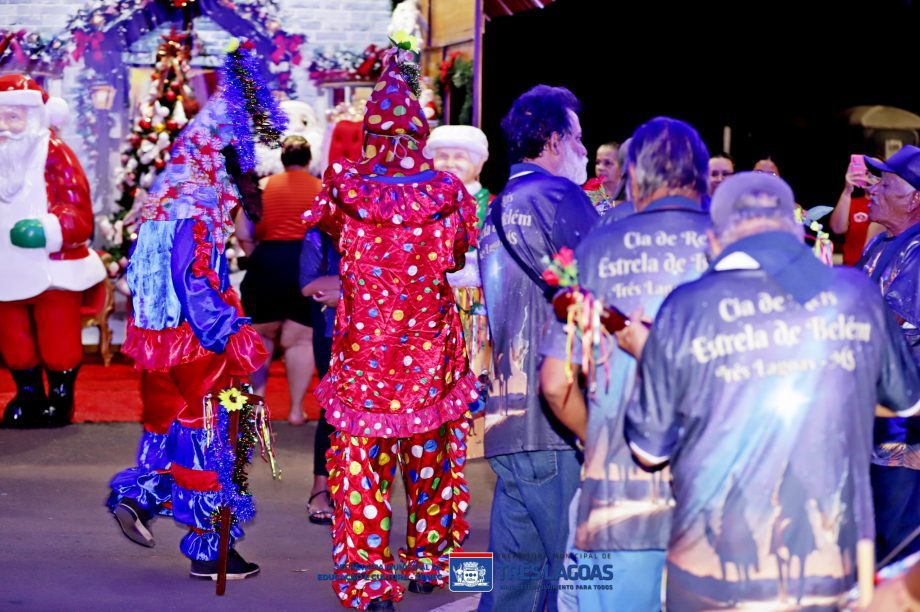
[{"xmin": 288, "ymin": 409, "xmax": 306, "ymax": 426}]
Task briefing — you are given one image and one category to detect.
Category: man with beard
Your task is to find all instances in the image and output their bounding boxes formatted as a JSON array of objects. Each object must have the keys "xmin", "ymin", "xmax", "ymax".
[
  {"xmin": 0, "ymin": 74, "xmax": 105, "ymax": 428},
  {"xmin": 857, "ymin": 145, "xmax": 920, "ymax": 564},
  {"xmin": 477, "ymin": 85, "xmax": 597, "ymax": 612}
]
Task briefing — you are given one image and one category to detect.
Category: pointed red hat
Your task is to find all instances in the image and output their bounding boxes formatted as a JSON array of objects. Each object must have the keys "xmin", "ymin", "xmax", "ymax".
[{"xmin": 355, "ymin": 50, "xmax": 432, "ymax": 176}]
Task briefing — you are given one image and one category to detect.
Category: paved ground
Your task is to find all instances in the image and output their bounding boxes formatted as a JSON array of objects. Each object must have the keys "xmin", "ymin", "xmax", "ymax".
[{"xmin": 0, "ymin": 422, "xmax": 495, "ymax": 611}]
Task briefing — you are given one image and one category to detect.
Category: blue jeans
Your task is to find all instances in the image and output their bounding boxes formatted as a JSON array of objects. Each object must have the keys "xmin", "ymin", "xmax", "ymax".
[
  {"xmin": 556, "ymin": 487, "xmax": 581, "ymax": 612},
  {"xmin": 478, "ymin": 449, "xmax": 581, "ymax": 612}
]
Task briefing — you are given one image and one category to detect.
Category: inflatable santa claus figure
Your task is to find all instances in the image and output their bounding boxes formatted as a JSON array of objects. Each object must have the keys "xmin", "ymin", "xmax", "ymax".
[{"xmin": 0, "ymin": 74, "xmax": 105, "ymax": 428}]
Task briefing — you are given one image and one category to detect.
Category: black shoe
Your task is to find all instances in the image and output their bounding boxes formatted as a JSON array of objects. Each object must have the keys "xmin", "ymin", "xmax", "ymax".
[
  {"xmin": 407, "ymin": 579, "xmax": 435, "ymax": 594},
  {"xmin": 367, "ymin": 598, "xmax": 395, "ymax": 612},
  {"xmin": 113, "ymin": 497, "xmax": 155, "ymax": 548},
  {"xmin": 189, "ymin": 549, "xmax": 260, "ymax": 580},
  {"xmin": 44, "ymin": 367, "xmax": 78, "ymax": 427},
  {"xmin": 2, "ymin": 367, "xmax": 48, "ymax": 428}
]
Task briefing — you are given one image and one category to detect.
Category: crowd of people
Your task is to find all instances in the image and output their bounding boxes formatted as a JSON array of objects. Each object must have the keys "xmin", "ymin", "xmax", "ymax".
[{"xmin": 2, "ymin": 34, "xmax": 920, "ymax": 612}]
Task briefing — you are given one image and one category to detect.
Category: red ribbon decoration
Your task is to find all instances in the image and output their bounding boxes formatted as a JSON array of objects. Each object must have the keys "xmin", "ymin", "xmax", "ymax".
[
  {"xmin": 72, "ymin": 30, "xmax": 104, "ymax": 63},
  {"xmin": 270, "ymin": 33, "xmax": 303, "ymax": 66}
]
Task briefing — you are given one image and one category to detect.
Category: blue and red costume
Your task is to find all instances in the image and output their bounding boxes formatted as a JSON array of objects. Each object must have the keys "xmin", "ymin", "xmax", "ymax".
[{"xmin": 108, "ymin": 49, "xmax": 284, "ymax": 564}]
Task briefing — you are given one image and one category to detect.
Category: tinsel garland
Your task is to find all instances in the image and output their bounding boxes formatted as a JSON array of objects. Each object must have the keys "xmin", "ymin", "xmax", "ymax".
[
  {"xmin": 220, "ymin": 41, "xmax": 287, "ymax": 173},
  {"xmin": 73, "ymin": 69, "xmax": 101, "ymax": 179},
  {"xmin": 399, "ymin": 61, "xmax": 421, "ymax": 97},
  {"xmin": 204, "ymin": 385, "xmax": 280, "ymax": 530}
]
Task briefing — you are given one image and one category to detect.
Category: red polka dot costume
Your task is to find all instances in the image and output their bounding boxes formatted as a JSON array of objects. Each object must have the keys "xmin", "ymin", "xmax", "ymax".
[{"xmin": 302, "ymin": 48, "xmax": 479, "ymax": 610}]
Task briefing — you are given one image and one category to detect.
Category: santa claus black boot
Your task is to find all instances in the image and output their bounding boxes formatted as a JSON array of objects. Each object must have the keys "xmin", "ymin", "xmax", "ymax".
[
  {"xmin": 44, "ymin": 367, "xmax": 79, "ymax": 427},
  {"xmin": 2, "ymin": 366, "xmax": 49, "ymax": 428}
]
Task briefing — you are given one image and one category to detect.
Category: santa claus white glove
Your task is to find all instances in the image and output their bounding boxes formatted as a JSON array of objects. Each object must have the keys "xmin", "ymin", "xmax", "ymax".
[{"xmin": 446, "ymin": 251, "xmax": 481, "ymax": 288}]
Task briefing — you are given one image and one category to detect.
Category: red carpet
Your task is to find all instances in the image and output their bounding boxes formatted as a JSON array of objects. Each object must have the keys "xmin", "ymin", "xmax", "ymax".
[{"xmin": 0, "ymin": 355, "xmax": 322, "ymax": 423}]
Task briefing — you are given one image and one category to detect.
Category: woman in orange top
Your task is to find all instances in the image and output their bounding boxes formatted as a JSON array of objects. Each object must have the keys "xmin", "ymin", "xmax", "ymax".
[{"xmin": 237, "ymin": 135, "xmax": 322, "ymax": 425}]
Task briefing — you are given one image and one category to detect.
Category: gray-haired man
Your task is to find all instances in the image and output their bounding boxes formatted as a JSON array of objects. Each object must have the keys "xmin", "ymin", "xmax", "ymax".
[
  {"xmin": 625, "ymin": 172, "xmax": 920, "ymax": 608},
  {"xmin": 540, "ymin": 116, "xmax": 712, "ymax": 610}
]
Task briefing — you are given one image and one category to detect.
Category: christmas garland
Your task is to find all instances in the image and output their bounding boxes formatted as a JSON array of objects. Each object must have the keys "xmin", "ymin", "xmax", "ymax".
[
  {"xmin": 308, "ymin": 44, "xmax": 386, "ymax": 85},
  {"xmin": 0, "ymin": 29, "xmax": 67, "ymax": 75},
  {"xmin": 221, "ymin": 39, "xmax": 288, "ymax": 173},
  {"xmin": 436, "ymin": 51, "xmax": 473, "ymax": 125},
  {"xmin": 205, "ymin": 385, "xmax": 280, "ymax": 530},
  {"xmin": 54, "ymin": 0, "xmax": 304, "ymax": 95}
]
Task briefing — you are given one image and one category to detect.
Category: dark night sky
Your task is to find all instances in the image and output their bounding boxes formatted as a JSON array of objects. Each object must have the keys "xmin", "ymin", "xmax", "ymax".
[{"xmin": 479, "ymin": 0, "xmax": 920, "ymax": 208}]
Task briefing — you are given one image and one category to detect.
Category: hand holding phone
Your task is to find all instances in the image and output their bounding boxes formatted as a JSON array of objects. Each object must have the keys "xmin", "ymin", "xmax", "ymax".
[{"xmin": 848, "ymin": 154, "xmax": 868, "ymax": 188}]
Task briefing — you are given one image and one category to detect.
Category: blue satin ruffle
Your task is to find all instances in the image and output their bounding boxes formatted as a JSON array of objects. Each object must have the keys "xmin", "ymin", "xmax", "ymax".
[
  {"xmin": 171, "ymin": 423, "xmax": 212, "ymax": 472},
  {"xmin": 108, "ymin": 429, "xmax": 175, "ymax": 516},
  {"xmin": 180, "ymin": 523, "xmax": 243, "ymax": 562},
  {"xmin": 108, "ymin": 468, "xmax": 174, "ymax": 517},
  {"xmin": 172, "ymin": 486, "xmax": 222, "ymax": 530},
  {"xmin": 136, "ymin": 428, "xmax": 173, "ymax": 470},
  {"xmin": 171, "ymin": 219, "xmax": 249, "ymax": 354}
]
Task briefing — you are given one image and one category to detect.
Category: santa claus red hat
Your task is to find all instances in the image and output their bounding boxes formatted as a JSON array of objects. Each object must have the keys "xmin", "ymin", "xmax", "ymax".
[{"xmin": 0, "ymin": 73, "xmax": 70, "ymax": 128}]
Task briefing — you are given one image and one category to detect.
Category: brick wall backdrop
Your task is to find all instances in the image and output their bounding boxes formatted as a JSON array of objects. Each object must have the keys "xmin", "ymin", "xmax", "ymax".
[{"xmin": 0, "ymin": 0, "xmax": 393, "ymax": 210}]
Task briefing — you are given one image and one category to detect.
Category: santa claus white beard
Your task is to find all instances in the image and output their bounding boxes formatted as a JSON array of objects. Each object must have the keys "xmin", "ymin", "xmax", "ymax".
[{"xmin": 0, "ymin": 131, "xmax": 40, "ymax": 203}]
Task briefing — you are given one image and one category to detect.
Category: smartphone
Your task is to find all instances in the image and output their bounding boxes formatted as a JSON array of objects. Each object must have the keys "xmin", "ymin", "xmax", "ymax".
[{"xmin": 849, "ymin": 154, "xmax": 867, "ymax": 188}]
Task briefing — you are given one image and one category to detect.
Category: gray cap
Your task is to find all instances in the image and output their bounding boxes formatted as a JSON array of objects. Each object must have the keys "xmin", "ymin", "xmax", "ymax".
[{"xmin": 710, "ymin": 171, "xmax": 796, "ymax": 231}]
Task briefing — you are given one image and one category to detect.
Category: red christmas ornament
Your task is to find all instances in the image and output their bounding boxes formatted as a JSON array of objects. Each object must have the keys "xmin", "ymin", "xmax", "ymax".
[
  {"xmin": 165, "ymin": 120, "xmax": 179, "ymax": 132},
  {"xmin": 154, "ymin": 158, "xmax": 166, "ymax": 170},
  {"xmin": 165, "ymin": 90, "xmax": 177, "ymax": 102},
  {"xmin": 138, "ymin": 118, "xmax": 152, "ymax": 131},
  {"xmin": 129, "ymin": 134, "xmax": 142, "ymax": 147}
]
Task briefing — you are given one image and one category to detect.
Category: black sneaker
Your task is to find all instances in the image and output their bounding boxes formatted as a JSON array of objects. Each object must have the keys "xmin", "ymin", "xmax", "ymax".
[
  {"xmin": 367, "ymin": 598, "xmax": 395, "ymax": 612},
  {"xmin": 189, "ymin": 549, "xmax": 260, "ymax": 580},
  {"xmin": 113, "ymin": 498, "xmax": 155, "ymax": 548},
  {"xmin": 407, "ymin": 579, "xmax": 435, "ymax": 594}
]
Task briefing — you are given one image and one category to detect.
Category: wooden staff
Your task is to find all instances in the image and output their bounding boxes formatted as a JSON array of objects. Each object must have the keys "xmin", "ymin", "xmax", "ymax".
[{"xmin": 216, "ymin": 406, "xmax": 241, "ymax": 596}]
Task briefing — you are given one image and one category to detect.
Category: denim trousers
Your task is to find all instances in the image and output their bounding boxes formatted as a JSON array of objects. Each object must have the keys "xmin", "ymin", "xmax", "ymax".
[{"xmin": 478, "ymin": 449, "xmax": 581, "ymax": 612}]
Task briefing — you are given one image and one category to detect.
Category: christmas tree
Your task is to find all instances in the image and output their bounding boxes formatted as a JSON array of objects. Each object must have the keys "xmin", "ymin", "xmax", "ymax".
[{"xmin": 102, "ymin": 29, "xmax": 199, "ymax": 273}]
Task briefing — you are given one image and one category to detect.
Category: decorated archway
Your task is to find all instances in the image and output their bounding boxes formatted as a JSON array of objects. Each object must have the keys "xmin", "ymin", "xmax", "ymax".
[{"xmin": 2, "ymin": 0, "xmax": 305, "ymax": 213}]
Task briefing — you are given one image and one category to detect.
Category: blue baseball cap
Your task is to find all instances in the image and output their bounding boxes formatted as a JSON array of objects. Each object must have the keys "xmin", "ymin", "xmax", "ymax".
[{"xmin": 865, "ymin": 145, "xmax": 920, "ymax": 191}]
